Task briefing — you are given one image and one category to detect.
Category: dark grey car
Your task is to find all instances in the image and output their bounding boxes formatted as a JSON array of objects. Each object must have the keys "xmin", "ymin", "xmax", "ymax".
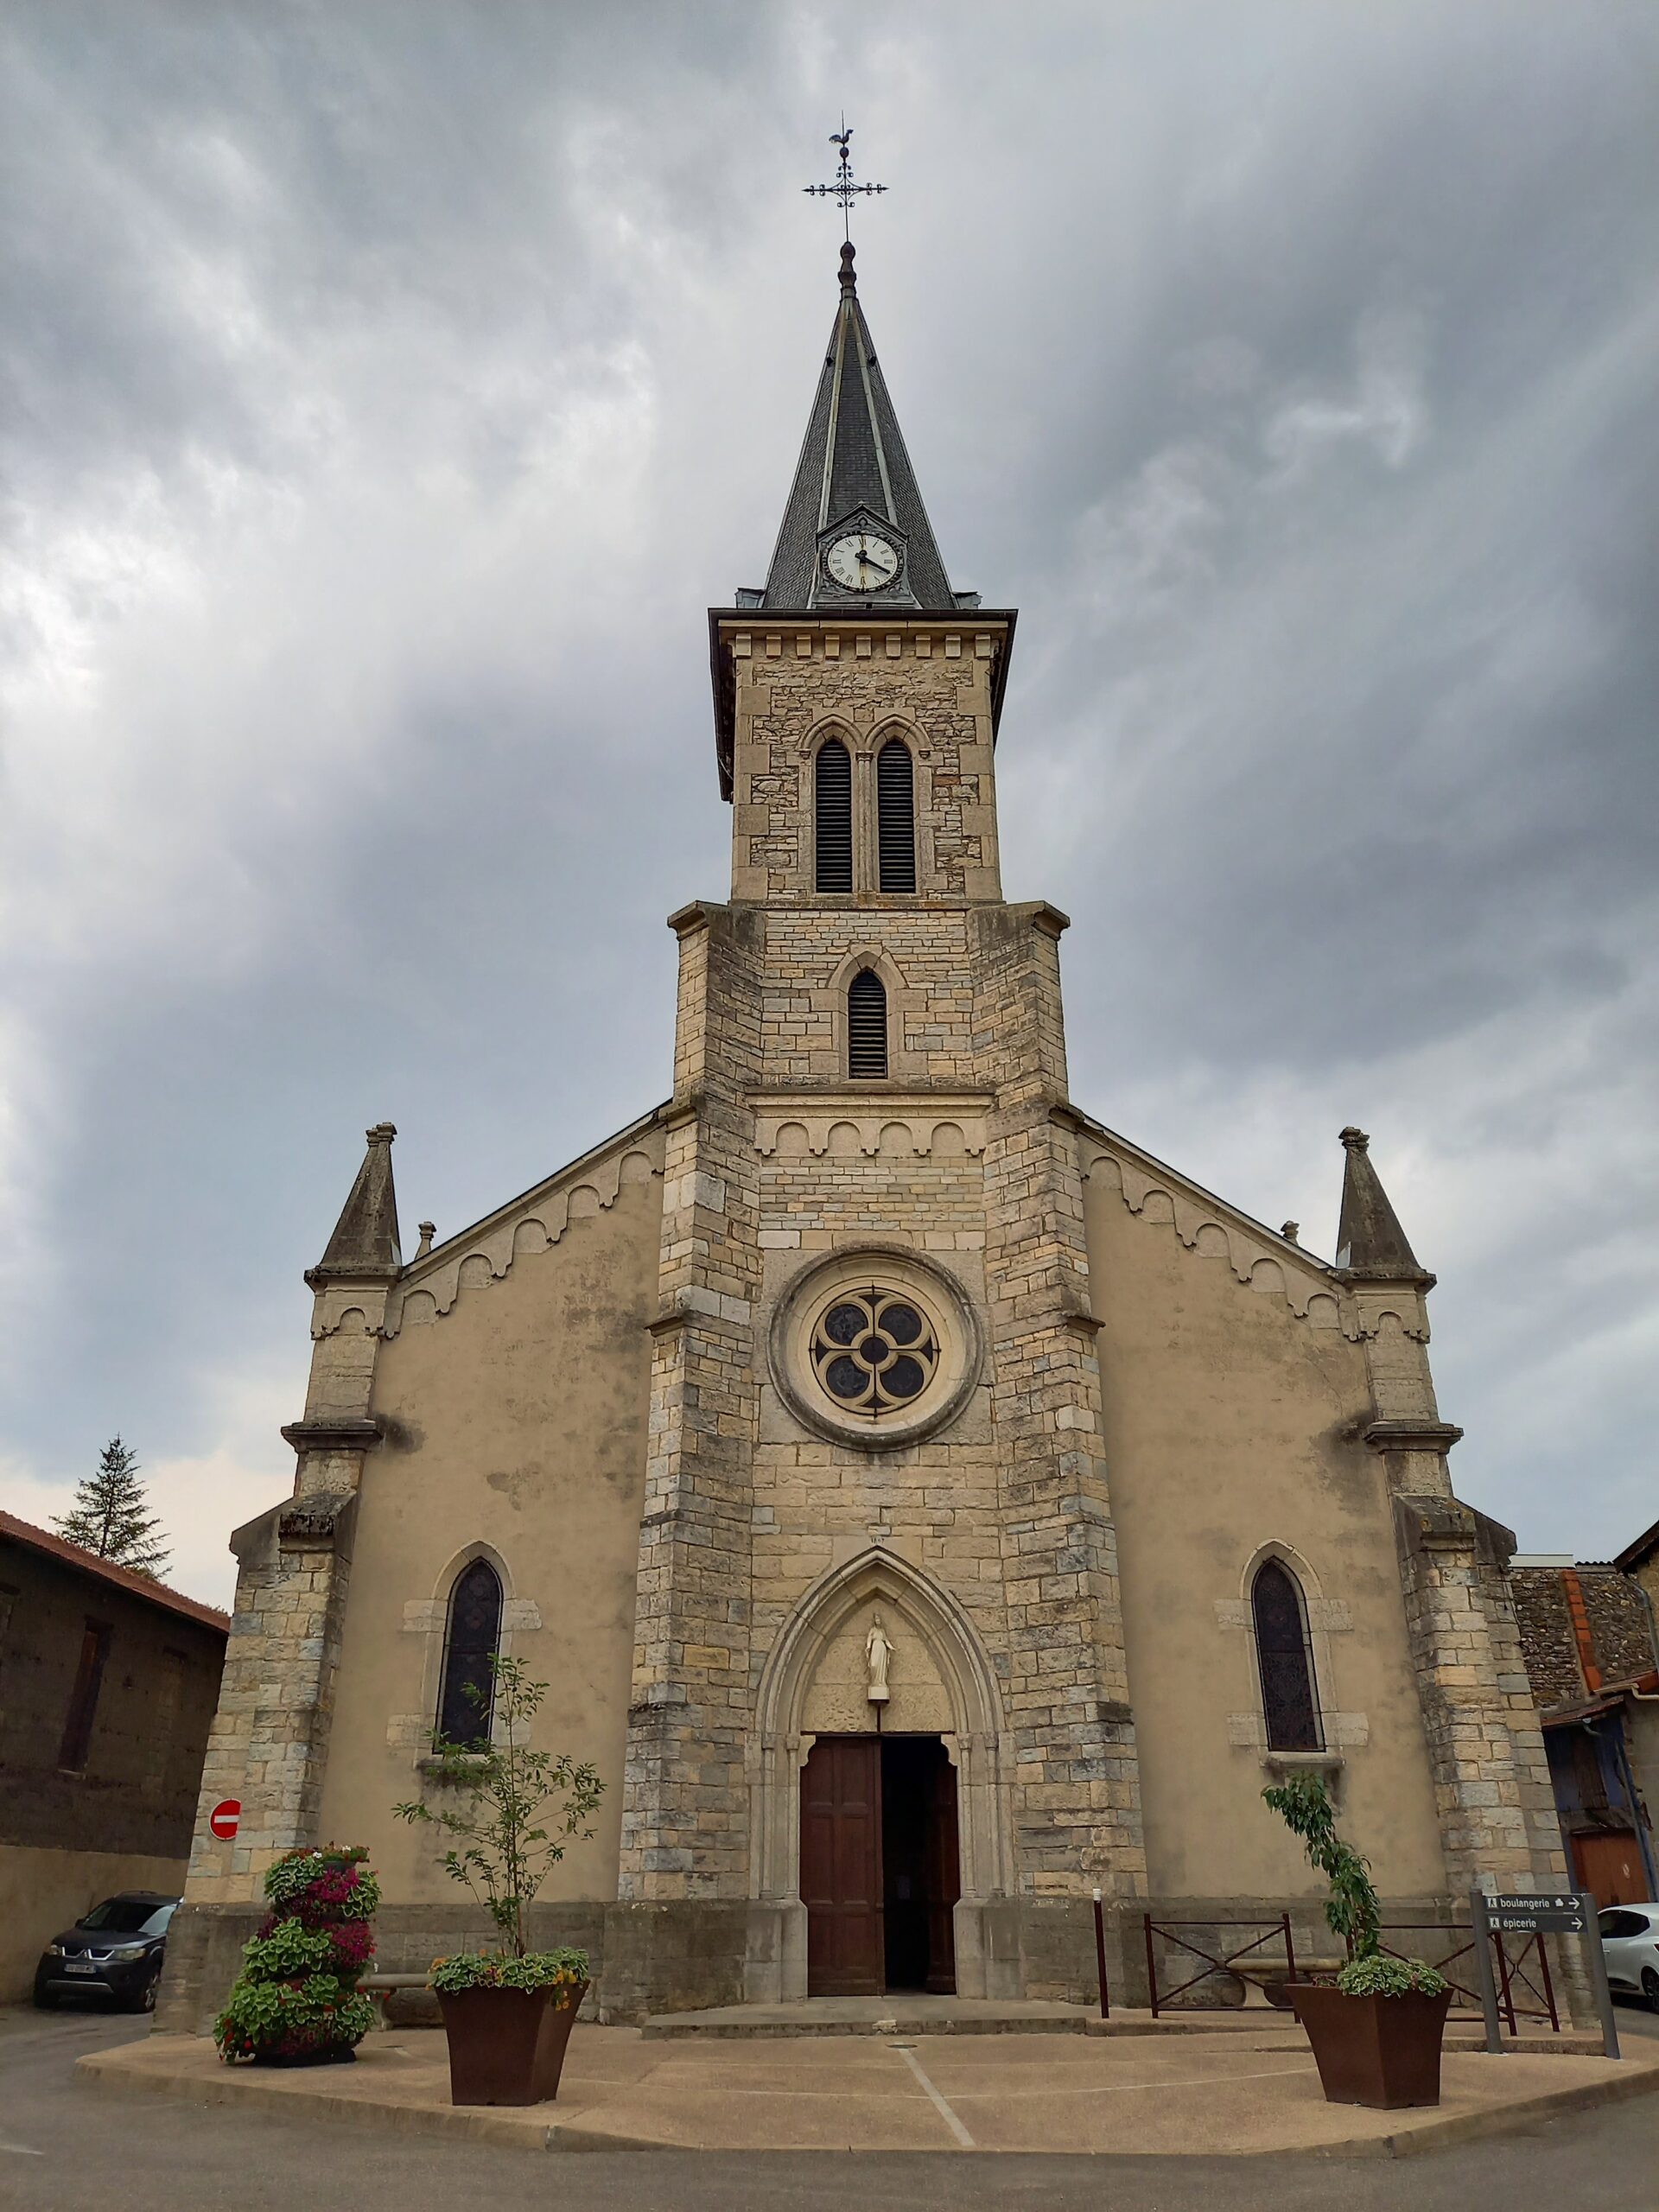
[{"xmin": 33, "ymin": 1891, "xmax": 179, "ymax": 2012}]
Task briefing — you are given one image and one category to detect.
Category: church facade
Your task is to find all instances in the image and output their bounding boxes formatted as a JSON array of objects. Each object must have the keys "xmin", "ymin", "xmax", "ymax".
[{"xmin": 164, "ymin": 246, "xmax": 1572, "ymax": 2026}]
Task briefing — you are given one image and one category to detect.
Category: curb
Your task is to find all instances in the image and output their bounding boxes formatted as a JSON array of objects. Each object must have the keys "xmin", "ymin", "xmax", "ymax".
[{"xmin": 75, "ymin": 2037, "xmax": 1659, "ymax": 2159}]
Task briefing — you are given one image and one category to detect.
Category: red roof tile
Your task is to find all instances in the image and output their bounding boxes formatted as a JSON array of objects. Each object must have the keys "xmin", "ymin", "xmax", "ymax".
[{"xmin": 0, "ymin": 1509, "xmax": 230, "ymax": 1634}]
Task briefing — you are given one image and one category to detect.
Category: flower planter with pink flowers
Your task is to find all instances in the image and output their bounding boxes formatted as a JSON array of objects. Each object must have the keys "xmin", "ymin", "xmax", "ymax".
[{"xmin": 214, "ymin": 1847, "xmax": 380, "ymax": 2066}]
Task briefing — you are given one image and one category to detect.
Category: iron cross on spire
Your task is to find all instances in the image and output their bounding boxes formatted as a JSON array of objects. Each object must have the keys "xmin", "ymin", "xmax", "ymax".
[{"xmin": 803, "ymin": 120, "xmax": 887, "ymax": 244}]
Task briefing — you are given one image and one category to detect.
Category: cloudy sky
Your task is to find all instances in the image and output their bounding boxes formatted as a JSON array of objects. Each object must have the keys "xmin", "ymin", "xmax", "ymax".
[{"xmin": 3, "ymin": 3, "xmax": 1656, "ymax": 1605}]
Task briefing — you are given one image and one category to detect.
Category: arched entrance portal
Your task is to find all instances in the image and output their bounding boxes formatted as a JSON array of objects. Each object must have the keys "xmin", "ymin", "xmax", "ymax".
[{"xmin": 747, "ymin": 1548, "xmax": 1015, "ymax": 2002}]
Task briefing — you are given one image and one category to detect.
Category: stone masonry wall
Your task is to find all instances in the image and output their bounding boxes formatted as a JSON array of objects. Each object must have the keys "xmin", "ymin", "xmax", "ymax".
[{"xmin": 618, "ymin": 901, "xmax": 764, "ymax": 1901}]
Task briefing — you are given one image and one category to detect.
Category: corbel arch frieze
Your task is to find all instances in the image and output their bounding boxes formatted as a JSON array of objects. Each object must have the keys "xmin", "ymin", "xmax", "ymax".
[
  {"xmin": 754, "ymin": 1112, "xmax": 986, "ymax": 1160},
  {"xmin": 381, "ymin": 1146, "xmax": 660, "ymax": 1337},
  {"xmin": 1080, "ymin": 1143, "xmax": 1353, "ymax": 1338}
]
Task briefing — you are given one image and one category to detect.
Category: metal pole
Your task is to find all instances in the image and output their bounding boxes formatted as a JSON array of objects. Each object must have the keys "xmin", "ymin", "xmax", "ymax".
[
  {"xmin": 1143, "ymin": 1913, "xmax": 1160, "ymax": 2019},
  {"xmin": 1576, "ymin": 1891, "xmax": 1621, "ymax": 2061},
  {"xmin": 1282, "ymin": 1910, "xmax": 1297, "ymax": 1986},
  {"xmin": 1495, "ymin": 1931, "xmax": 1519, "ymax": 2037},
  {"xmin": 1470, "ymin": 1889, "xmax": 1504, "ymax": 2055},
  {"xmin": 1535, "ymin": 1930, "xmax": 1560, "ymax": 2034},
  {"xmin": 1092, "ymin": 1888, "xmax": 1110, "ymax": 2020}
]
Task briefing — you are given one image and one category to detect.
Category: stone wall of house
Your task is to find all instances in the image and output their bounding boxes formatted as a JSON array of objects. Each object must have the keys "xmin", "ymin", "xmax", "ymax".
[
  {"xmin": 1512, "ymin": 1563, "xmax": 1659, "ymax": 1711},
  {"xmin": 1579, "ymin": 1567, "xmax": 1659, "ymax": 1686},
  {"xmin": 0, "ymin": 1535, "xmax": 225, "ymax": 1861},
  {"xmin": 1511, "ymin": 1568, "xmax": 1588, "ymax": 1708}
]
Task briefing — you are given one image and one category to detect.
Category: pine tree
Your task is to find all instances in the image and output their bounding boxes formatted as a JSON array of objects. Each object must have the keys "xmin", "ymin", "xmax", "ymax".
[{"xmin": 53, "ymin": 1437, "xmax": 170, "ymax": 1578}]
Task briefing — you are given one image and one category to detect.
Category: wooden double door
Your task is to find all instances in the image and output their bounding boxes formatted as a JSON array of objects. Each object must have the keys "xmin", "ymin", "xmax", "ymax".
[{"xmin": 800, "ymin": 1734, "xmax": 961, "ymax": 1997}]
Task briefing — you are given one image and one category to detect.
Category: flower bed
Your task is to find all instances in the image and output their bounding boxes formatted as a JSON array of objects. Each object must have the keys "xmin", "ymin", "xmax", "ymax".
[{"xmin": 429, "ymin": 1947, "xmax": 588, "ymax": 1995}]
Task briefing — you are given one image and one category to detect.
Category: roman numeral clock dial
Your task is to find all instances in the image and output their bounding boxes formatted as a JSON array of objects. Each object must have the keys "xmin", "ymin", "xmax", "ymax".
[{"xmin": 825, "ymin": 531, "xmax": 899, "ymax": 591}]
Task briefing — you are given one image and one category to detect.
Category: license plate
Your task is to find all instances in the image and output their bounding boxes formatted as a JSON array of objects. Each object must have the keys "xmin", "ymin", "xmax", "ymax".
[{"xmin": 64, "ymin": 1961, "xmax": 96, "ymax": 1975}]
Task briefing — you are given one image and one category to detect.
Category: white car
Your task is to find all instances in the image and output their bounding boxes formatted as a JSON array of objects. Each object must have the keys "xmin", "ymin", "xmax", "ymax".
[{"xmin": 1599, "ymin": 1904, "xmax": 1659, "ymax": 2010}]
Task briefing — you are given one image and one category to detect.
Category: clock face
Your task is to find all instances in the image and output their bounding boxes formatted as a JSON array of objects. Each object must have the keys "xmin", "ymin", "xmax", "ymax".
[{"xmin": 825, "ymin": 531, "xmax": 900, "ymax": 592}]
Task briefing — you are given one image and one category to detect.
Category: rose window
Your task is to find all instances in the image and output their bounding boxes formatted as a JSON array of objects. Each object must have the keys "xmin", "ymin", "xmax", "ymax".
[{"xmin": 811, "ymin": 1288, "xmax": 939, "ymax": 1419}]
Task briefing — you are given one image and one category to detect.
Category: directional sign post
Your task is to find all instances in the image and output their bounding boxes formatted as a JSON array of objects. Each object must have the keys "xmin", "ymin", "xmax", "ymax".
[
  {"xmin": 208, "ymin": 1799, "xmax": 241, "ymax": 1841},
  {"xmin": 1484, "ymin": 1891, "xmax": 1587, "ymax": 1935},
  {"xmin": 1473, "ymin": 1889, "xmax": 1619, "ymax": 2060},
  {"xmin": 1469, "ymin": 1891, "xmax": 1505, "ymax": 2054},
  {"xmin": 1574, "ymin": 1891, "xmax": 1620, "ymax": 2062}
]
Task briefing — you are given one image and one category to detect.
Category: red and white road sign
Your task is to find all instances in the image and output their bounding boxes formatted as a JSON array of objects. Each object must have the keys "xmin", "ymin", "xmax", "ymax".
[{"xmin": 208, "ymin": 1799, "xmax": 241, "ymax": 1840}]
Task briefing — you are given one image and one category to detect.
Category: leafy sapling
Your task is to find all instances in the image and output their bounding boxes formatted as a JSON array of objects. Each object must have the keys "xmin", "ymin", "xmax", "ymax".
[
  {"xmin": 1262, "ymin": 1772, "xmax": 1446, "ymax": 1995},
  {"xmin": 394, "ymin": 1656, "xmax": 602, "ymax": 1986}
]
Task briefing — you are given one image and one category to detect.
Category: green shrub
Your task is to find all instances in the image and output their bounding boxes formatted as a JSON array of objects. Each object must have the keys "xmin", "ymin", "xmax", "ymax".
[
  {"xmin": 1336, "ymin": 1952, "xmax": 1450, "ymax": 1999},
  {"xmin": 429, "ymin": 1948, "xmax": 589, "ymax": 1995}
]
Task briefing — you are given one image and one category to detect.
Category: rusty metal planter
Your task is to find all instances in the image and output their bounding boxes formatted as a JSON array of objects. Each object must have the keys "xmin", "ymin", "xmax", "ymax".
[
  {"xmin": 436, "ymin": 1980, "xmax": 586, "ymax": 2107},
  {"xmin": 1290, "ymin": 1984, "xmax": 1452, "ymax": 2107}
]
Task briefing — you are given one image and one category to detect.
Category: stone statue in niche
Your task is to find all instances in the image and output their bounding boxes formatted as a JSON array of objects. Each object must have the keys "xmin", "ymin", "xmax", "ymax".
[{"xmin": 865, "ymin": 1612, "xmax": 893, "ymax": 1705}]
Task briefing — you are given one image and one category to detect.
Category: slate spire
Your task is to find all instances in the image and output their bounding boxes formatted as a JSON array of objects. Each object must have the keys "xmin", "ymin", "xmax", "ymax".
[
  {"xmin": 1335, "ymin": 1127, "xmax": 1426, "ymax": 1280},
  {"xmin": 756, "ymin": 244, "xmax": 963, "ymax": 612},
  {"xmin": 309, "ymin": 1122, "xmax": 402, "ymax": 1281}
]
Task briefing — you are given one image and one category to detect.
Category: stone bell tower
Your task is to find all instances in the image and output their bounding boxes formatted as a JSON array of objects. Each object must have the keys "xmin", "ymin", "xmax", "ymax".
[{"xmin": 609, "ymin": 243, "xmax": 1146, "ymax": 2013}]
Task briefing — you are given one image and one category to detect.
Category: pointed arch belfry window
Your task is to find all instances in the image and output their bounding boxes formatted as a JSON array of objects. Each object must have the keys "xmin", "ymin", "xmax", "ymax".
[
  {"xmin": 1252, "ymin": 1559, "xmax": 1322, "ymax": 1751},
  {"xmin": 815, "ymin": 737, "xmax": 853, "ymax": 893},
  {"xmin": 847, "ymin": 969, "xmax": 888, "ymax": 1079},
  {"xmin": 876, "ymin": 738, "xmax": 916, "ymax": 893},
  {"xmin": 437, "ymin": 1557, "xmax": 502, "ymax": 1747}
]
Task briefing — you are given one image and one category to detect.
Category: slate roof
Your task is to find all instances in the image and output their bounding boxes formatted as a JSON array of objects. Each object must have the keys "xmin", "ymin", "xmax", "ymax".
[{"xmin": 758, "ymin": 245, "xmax": 958, "ymax": 612}]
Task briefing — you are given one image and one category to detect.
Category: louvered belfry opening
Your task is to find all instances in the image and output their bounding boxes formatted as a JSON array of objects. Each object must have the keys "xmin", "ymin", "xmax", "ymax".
[
  {"xmin": 848, "ymin": 969, "xmax": 888, "ymax": 1079},
  {"xmin": 1252, "ymin": 1559, "xmax": 1323, "ymax": 1751},
  {"xmin": 815, "ymin": 737, "xmax": 854, "ymax": 893},
  {"xmin": 876, "ymin": 738, "xmax": 917, "ymax": 893}
]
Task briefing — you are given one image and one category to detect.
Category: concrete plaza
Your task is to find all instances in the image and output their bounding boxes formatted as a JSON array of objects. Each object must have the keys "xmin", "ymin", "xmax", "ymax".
[{"xmin": 76, "ymin": 2009, "xmax": 1659, "ymax": 2158}]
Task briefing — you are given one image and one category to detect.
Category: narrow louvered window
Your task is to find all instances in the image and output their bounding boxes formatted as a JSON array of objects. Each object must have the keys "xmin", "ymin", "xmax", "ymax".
[
  {"xmin": 815, "ymin": 738, "xmax": 853, "ymax": 893},
  {"xmin": 877, "ymin": 739, "xmax": 916, "ymax": 893},
  {"xmin": 848, "ymin": 969, "xmax": 888, "ymax": 1079},
  {"xmin": 438, "ymin": 1558, "xmax": 503, "ymax": 1748},
  {"xmin": 1253, "ymin": 1560, "xmax": 1322, "ymax": 1751}
]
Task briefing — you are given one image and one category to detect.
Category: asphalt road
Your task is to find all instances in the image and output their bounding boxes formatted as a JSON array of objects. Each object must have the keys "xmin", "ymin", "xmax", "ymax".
[{"xmin": 2, "ymin": 2003, "xmax": 1656, "ymax": 2212}]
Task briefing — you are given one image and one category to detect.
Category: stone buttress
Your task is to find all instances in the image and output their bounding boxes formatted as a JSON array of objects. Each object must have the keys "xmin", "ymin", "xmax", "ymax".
[{"xmin": 160, "ymin": 1124, "xmax": 399, "ymax": 2026}]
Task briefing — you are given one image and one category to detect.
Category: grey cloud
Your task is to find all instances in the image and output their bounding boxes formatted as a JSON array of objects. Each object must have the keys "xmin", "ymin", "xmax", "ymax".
[{"xmin": 2, "ymin": 2, "xmax": 1656, "ymax": 1598}]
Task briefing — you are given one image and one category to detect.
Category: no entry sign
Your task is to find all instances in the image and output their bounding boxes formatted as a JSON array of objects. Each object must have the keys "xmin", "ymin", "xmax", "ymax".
[{"xmin": 208, "ymin": 1799, "xmax": 241, "ymax": 1840}]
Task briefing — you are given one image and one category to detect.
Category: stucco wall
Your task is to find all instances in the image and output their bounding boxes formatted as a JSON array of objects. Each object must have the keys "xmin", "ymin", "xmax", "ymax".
[
  {"xmin": 314, "ymin": 1154, "xmax": 663, "ymax": 1903},
  {"xmin": 1080, "ymin": 1158, "xmax": 1449, "ymax": 1904},
  {"xmin": 0, "ymin": 1845, "xmax": 187, "ymax": 2003}
]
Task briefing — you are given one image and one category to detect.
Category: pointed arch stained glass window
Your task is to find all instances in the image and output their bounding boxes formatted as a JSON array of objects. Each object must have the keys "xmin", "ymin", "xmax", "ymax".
[
  {"xmin": 438, "ymin": 1558, "xmax": 502, "ymax": 1748},
  {"xmin": 1252, "ymin": 1559, "xmax": 1322, "ymax": 1752}
]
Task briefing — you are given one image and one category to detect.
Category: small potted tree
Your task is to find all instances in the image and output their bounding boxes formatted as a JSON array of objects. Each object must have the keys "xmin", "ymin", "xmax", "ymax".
[
  {"xmin": 394, "ymin": 1656, "xmax": 602, "ymax": 2107},
  {"xmin": 1262, "ymin": 1775, "xmax": 1451, "ymax": 2108}
]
